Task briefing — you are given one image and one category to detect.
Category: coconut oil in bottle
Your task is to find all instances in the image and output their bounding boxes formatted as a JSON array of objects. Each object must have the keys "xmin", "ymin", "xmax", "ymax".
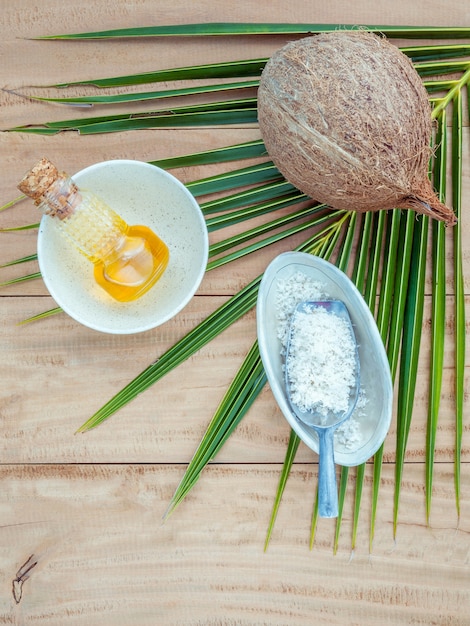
[{"xmin": 18, "ymin": 158, "xmax": 169, "ymax": 302}]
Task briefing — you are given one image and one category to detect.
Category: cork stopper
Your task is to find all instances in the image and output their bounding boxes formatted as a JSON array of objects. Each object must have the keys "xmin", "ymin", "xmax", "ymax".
[{"xmin": 18, "ymin": 157, "xmax": 60, "ymax": 201}]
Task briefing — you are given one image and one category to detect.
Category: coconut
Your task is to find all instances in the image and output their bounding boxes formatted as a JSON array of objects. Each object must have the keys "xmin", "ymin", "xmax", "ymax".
[{"xmin": 257, "ymin": 30, "xmax": 456, "ymax": 226}]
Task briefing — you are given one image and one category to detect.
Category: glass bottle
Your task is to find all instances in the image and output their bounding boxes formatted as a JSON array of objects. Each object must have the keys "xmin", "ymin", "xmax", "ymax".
[{"xmin": 18, "ymin": 158, "xmax": 169, "ymax": 302}]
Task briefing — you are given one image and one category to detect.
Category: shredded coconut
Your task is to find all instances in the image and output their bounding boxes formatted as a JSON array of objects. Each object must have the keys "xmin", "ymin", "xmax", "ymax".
[
  {"xmin": 275, "ymin": 272, "xmax": 325, "ymax": 351},
  {"xmin": 334, "ymin": 388, "xmax": 368, "ymax": 449},
  {"xmin": 286, "ymin": 305, "xmax": 357, "ymax": 417},
  {"xmin": 275, "ymin": 270, "xmax": 365, "ymax": 448}
]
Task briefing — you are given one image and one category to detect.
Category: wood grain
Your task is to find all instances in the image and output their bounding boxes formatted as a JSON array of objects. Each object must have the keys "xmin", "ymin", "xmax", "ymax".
[
  {"xmin": 0, "ymin": 1, "xmax": 469, "ymax": 624},
  {"xmin": 0, "ymin": 464, "xmax": 468, "ymax": 625},
  {"xmin": 0, "ymin": 295, "xmax": 469, "ymax": 465}
]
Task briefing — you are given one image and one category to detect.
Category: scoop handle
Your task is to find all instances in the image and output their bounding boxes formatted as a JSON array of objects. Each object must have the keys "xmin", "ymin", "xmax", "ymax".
[{"xmin": 317, "ymin": 427, "xmax": 338, "ymax": 518}]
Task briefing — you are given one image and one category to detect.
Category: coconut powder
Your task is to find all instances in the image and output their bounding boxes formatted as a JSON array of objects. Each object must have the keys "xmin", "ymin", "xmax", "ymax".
[
  {"xmin": 286, "ymin": 305, "xmax": 357, "ymax": 417},
  {"xmin": 275, "ymin": 271, "xmax": 366, "ymax": 450}
]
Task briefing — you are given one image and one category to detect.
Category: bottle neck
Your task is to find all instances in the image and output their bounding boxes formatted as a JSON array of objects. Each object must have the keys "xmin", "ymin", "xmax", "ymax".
[{"xmin": 37, "ymin": 174, "xmax": 82, "ymax": 220}]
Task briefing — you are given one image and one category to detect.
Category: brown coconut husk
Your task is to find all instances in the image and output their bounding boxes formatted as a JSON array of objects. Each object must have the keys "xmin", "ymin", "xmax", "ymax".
[{"xmin": 258, "ymin": 30, "xmax": 456, "ymax": 226}]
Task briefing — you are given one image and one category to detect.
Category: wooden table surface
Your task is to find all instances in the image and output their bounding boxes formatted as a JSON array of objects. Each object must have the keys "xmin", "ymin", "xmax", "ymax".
[{"xmin": 1, "ymin": 1, "xmax": 469, "ymax": 624}]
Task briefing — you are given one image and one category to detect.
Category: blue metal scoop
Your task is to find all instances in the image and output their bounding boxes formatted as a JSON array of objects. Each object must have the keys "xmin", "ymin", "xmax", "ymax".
[{"xmin": 285, "ymin": 300, "xmax": 360, "ymax": 518}]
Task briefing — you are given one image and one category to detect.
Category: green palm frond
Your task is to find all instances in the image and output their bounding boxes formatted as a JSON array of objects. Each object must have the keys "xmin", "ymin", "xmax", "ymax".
[
  {"xmin": 0, "ymin": 222, "xmax": 40, "ymax": 231},
  {"xmin": 75, "ymin": 276, "xmax": 262, "ymax": 433},
  {"xmin": 25, "ymin": 80, "xmax": 260, "ymax": 106},
  {"xmin": 334, "ymin": 468, "xmax": 350, "ymax": 555},
  {"xmin": 0, "ymin": 271, "xmax": 42, "ymax": 287},
  {"xmin": 151, "ymin": 139, "xmax": 266, "ymax": 169},
  {"xmin": 451, "ymin": 91, "xmax": 465, "ymax": 518},
  {"xmin": 0, "ymin": 195, "xmax": 25, "ymax": 211},
  {"xmin": 0, "ymin": 253, "xmax": 37, "ymax": 268},
  {"xmin": 35, "ymin": 58, "xmax": 267, "ymax": 88},
  {"xmin": 187, "ymin": 162, "xmax": 280, "ymax": 197},
  {"xmin": 34, "ymin": 23, "xmax": 470, "ymax": 40},
  {"xmin": 265, "ymin": 430, "xmax": 301, "ymax": 551},
  {"xmin": 2, "ymin": 23, "xmax": 467, "ymax": 552},
  {"xmin": 393, "ymin": 214, "xmax": 429, "ymax": 535},
  {"xmin": 426, "ymin": 111, "xmax": 447, "ymax": 524},
  {"xmin": 9, "ymin": 98, "xmax": 259, "ymax": 134},
  {"xmin": 348, "ymin": 211, "xmax": 384, "ymax": 548},
  {"xmin": 17, "ymin": 307, "xmax": 63, "ymax": 325},
  {"xmin": 163, "ymin": 340, "xmax": 267, "ymax": 520},
  {"xmin": 369, "ymin": 209, "xmax": 402, "ymax": 549}
]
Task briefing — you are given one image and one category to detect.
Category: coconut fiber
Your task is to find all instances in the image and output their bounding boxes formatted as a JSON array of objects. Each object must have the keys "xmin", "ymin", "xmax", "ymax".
[{"xmin": 258, "ymin": 30, "xmax": 456, "ymax": 225}]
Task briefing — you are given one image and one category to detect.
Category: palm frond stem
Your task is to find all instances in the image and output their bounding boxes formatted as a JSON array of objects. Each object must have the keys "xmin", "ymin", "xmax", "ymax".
[
  {"xmin": 451, "ymin": 91, "xmax": 465, "ymax": 517},
  {"xmin": 426, "ymin": 111, "xmax": 447, "ymax": 524}
]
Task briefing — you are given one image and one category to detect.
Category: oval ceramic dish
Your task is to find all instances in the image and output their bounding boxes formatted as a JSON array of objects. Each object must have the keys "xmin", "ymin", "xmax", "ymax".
[
  {"xmin": 37, "ymin": 160, "xmax": 208, "ymax": 334},
  {"xmin": 257, "ymin": 251, "xmax": 393, "ymax": 466}
]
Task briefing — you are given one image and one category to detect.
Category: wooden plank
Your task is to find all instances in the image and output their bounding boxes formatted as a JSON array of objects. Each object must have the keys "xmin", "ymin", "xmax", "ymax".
[
  {"xmin": 0, "ymin": 464, "xmax": 468, "ymax": 625},
  {"xmin": 0, "ymin": 295, "xmax": 468, "ymax": 465}
]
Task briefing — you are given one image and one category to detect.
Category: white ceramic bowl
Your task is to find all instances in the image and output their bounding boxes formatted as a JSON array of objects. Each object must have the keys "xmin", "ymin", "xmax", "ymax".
[
  {"xmin": 37, "ymin": 159, "xmax": 208, "ymax": 334},
  {"xmin": 257, "ymin": 252, "xmax": 393, "ymax": 466}
]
